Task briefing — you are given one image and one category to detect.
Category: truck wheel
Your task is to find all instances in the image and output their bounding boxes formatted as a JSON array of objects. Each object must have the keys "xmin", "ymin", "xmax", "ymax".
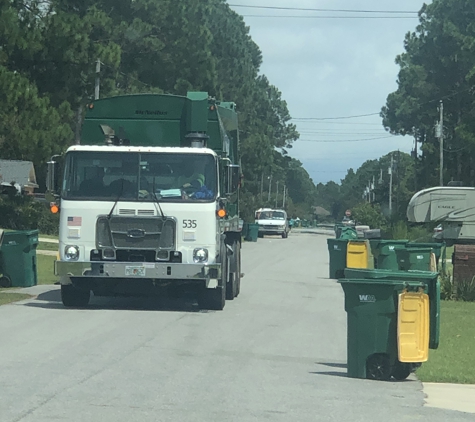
[
  {"xmin": 224, "ymin": 242, "xmax": 235, "ymax": 301},
  {"xmin": 234, "ymin": 242, "xmax": 241, "ymax": 297},
  {"xmin": 198, "ymin": 286, "xmax": 225, "ymax": 310},
  {"xmin": 282, "ymin": 231, "xmax": 288, "ymax": 239},
  {"xmin": 61, "ymin": 284, "xmax": 90, "ymax": 308},
  {"xmin": 228, "ymin": 241, "xmax": 241, "ymax": 298}
]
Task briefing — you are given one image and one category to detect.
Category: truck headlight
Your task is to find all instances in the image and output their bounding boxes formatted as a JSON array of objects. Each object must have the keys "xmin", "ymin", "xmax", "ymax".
[
  {"xmin": 193, "ymin": 248, "xmax": 208, "ymax": 263},
  {"xmin": 64, "ymin": 245, "xmax": 80, "ymax": 261}
]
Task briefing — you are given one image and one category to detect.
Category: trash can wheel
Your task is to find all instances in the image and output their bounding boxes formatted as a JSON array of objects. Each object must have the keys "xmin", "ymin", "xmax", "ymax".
[
  {"xmin": 366, "ymin": 353, "xmax": 392, "ymax": 381},
  {"xmin": 0, "ymin": 276, "xmax": 12, "ymax": 288},
  {"xmin": 391, "ymin": 361, "xmax": 412, "ymax": 381}
]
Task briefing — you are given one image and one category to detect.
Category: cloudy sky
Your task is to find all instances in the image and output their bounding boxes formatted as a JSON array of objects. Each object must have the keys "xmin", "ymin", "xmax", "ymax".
[{"xmin": 228, "ymin": 0, "xmax": 429, "ymax": 185}]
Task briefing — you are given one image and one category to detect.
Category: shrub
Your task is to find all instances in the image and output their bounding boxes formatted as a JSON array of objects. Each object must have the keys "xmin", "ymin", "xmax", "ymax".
[
  {"xmin": 0, "ymin": 195, "xmax": 59, "ymax": 235},
  {"xmin": 455, "ymin": 277, "xmax": 475, "ymax": 302},
  {"xmin": 440, "ymin": 271, "xmax": 453, "ymax": 300}
]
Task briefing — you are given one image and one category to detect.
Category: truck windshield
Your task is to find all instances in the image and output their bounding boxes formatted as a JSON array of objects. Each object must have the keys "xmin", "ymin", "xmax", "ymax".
[{"xmin": 62, "ymin": 151, "xmax": 217, "ymax": 202}]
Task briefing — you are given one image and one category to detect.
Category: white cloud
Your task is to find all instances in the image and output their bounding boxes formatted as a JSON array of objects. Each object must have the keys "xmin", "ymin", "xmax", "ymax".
[{"xmin": 229, "ymin": 0, "xmax": 426, "ymax": 183}]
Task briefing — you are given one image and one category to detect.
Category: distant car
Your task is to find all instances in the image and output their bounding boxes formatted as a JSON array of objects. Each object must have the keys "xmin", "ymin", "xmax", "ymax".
[{"xmin": 256, "ymin": 209, "xmax": 290, "ymax": 238}]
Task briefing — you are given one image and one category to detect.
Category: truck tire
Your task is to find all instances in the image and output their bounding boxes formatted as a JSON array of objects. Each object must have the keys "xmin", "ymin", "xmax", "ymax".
[
  {"xmin": 61, "ymin": 284, "xmax": 90, "ymax": 308},
  {"xmin": 282, "ymin": 231, "xmax": 288, "ymax": 239},
  {"xmin": 227, "ymin": 241, "xmax": 240, "ymax": 299},
  {"xmin": 223, "ymin": 242, "xmax": 235, "ymax": 301},
  {"xmin": 233, "ymin": 242, "xmax": 241, "ymax": 297},
  {"xmin": 198, "ymin": 285, "xmax": 225, "ymax": 310}
]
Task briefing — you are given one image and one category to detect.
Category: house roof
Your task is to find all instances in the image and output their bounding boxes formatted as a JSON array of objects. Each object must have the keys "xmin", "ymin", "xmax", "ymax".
[
  {"xmin": 313, "ymin": 206, "xmax": 330, "ymax": 216},
  {"xmin": 0, "ymin": 160, "xmax": 39, "ymax": 189}
]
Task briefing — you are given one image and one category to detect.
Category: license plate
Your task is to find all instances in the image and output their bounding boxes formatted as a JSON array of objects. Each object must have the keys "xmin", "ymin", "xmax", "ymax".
[{"xmin": 125, "ymin": 266, "xmax": 146, "ymax": 276}]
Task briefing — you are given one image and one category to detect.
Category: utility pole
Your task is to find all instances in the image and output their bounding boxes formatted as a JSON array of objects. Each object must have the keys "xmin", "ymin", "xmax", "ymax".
[
  {"xmin": 438, "ymin": 100, "xmax": 444, "ymax": 186},
  {"xmin": 260, "ymin": 173, "xmax": 264, "ymax": 201},
  {"xmin": 372, "ymin": 175, "xmax": 375, "ymax": 202},
  {"xmin": 282, "ymin": 185, "xmax": 286, "ymax": 208},
  {"xmin": 95, "ymin": 59, "xmax": 101, "ymax": 100},
  {"xmin": 275, "ymin": 181, "xmax": 279, "ymax": 208},
  {"xmin": 389, "ymin": 154, "xmax": 393, "ymax": 215},
  {"xmin": 267, "ymin": 174, "xmax": 272, "ymax": 202}
]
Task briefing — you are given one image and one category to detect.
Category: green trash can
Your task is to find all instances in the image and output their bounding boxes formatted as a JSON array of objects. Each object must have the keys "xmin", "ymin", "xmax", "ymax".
[
  {"xmin": 0, "ymin": 230, "xmax": 39, "ymax": 287},
  {"xmin": 245, "ymin": 223, "xmax": 259, "ymax": 242},
  {"xmin": 407, "ymin": 242, "xmax": 445, "ymax": 270},
  {"xmin": 396, "ymin": 247, "xmax": 433, "ymax": 271},
  {"xmin": 340, "ymin": 226, "xmax": 358, "ymax": 240},
  {"xmin": 407, "ymin": 242, "xmax": 444, "ymax": 261},
  {"xmin": 339, "ymin": 278, "xmax": 426, "ymax": 380},
  {"xmin": 371, "ymin": 240, "xmax": 408, "ymax": 270},
  {"xmin": 241, "ymin": 222, "xmax": 249, "ymax": 240},
  {"xmin": 344, "ymin": 268, "xmax": 440, "ymax": 350},
  {"xmin": 327, "ymin": 238, "xmax": 348, "ymax": 279}
]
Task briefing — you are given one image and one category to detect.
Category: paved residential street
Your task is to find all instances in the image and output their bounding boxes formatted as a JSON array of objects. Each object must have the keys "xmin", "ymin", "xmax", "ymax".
[{"xmin": 0, "ymin": 232, "xmax": 473, "ymax": 421}]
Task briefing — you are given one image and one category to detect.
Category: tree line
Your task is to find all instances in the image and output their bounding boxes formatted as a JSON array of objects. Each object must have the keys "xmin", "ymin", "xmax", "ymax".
[
  {"xmin": 0, "ymin": 0, "xmax": 318, "ymax": 223},
  {"xmin": 316, "ymin": 0, "xmax": 475, "ymax": 227}
]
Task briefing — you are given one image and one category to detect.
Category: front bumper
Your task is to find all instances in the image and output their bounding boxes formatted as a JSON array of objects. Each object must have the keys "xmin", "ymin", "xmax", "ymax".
[
  {"xmin": 258, "ymin": 227, "xmax": 286, "ymax": 235},
  {"xmin": 55, "ymin": 260, "xmax": 220, "ymax": 281}
]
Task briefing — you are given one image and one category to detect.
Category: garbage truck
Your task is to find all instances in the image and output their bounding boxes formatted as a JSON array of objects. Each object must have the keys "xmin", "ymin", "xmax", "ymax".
[{"xmin": 47, "ymin": 92, "xmax": 242, "ymax": 310}]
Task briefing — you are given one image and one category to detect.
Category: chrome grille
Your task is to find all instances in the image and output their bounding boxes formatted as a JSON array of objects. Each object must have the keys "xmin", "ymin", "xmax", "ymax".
[{"xmin": 96, "ymin": 216, "xmax": 176, "ymax": 252}]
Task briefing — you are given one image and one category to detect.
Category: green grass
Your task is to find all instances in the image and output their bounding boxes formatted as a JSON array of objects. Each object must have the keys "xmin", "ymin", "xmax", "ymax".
[
  {"xmin": 0, "ymin": 292, "xmax": 33, "ymax": 305},
  {"xmin": 37, "ymin": 254, "xmax": 58, "ymax": 285},
  {"xmin": 416, "ymin": 300, "xmax": 475, "ymax": 384},
  {"xmin": 38, "ymin": 241, "xmax": 59, "ymax": 251}
]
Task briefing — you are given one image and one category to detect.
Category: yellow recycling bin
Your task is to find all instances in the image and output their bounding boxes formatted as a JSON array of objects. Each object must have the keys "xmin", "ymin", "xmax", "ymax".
[
  {"xmin": 397, "ymin": 291, "xmax": 429, "ymax": 363},
  {"xmin": 346, "ymin": 240, "xmax": 372, "ymax": 269}
]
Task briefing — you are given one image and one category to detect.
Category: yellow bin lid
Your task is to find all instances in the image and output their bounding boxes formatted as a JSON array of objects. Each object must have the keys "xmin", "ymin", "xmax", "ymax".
[{"xmin": 398, "ymin": 291, "xmax": 429, "ymax": 363}]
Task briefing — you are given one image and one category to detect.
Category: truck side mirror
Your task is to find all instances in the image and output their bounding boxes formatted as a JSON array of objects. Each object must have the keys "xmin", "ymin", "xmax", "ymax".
[
  {"xmin": 46, "ymin": 159, "xmax": 59, "ymax": 193},
  {"xmin": 226, "ymin": 164, "xmax": 240, "ymax": 195}
]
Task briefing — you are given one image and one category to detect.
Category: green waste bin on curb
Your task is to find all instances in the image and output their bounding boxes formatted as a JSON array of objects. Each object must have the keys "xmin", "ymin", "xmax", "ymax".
[
  {"xmin": 0, "ymin": 230, "xmax": 39, "ymax": 287},
  {"xmin": 370, "ymin": 240, "xmax": 408, "ymax": 270},
  {"xmin": 340, "ymin": 227, "xmax": 358, "ymax": 240},
  {"xmin": 407, "ymin": 242, "xmax": 446, "ymax": 271},
  {"xmin": 241, "ymin": 223, "xmax": 249, "ymax": 240},
  {"xmin": 396, "ymin": 247, "xmax": 433, "ymax": 271},
  {"xmin": 245, "ymin": 223, "xmax": 259, "ymax": 242},
  {"xmin": 344, "ymin": 268, "xmax": 440, "ymax": 349},
  {"xmin": 327, "ymin": 239, "xmax": 348, "ymax": 279},
  {"xmin": 339, "ymin": 278, "xmax": 427, "ymax": 380}
]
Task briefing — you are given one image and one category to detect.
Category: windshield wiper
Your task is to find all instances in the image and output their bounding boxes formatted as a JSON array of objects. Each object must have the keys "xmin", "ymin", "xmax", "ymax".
[
  {"xmin": 107, "ymin": 179, "xmax": 124, "ymax": 219},
  {"xmin": 151, "ymin": 177, "xmax": 167, "ymax": 221}
]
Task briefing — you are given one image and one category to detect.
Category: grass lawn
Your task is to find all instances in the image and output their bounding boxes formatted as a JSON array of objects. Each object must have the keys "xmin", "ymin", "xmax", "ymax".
[
  {"xmin": 38, "ymin": 241, "xmax": 59, "ymax": 251},
  {"xmin": 37, "ymin": 254, "xmax": 58, "ymax": 285},
  {"xmin": 0, "ymin": 291, "xmax": 33, "ymax": 305},
  {"xmin": 416, "ymin": 300, "xmax": 475, "ymax": 384}
]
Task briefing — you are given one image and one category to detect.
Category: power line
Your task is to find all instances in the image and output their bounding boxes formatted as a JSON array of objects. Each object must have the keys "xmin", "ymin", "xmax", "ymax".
[
  {"xmin": 229, "ymin": 5, "xmax": 418, "ymax": 14},
  {"xmin": 291, "ymin": 87, "xmax": 475, "ymax": 122},
  {"xmin": 297, "ymin": 135, "xmax": 395, "ymax": 143},
  {"xmin": 242, "ymin": 15, "xmax": 418, "ymax": 19},
  {"xmin": 292, "ymin": 112, "xmax": 380, "ymax": 120}
]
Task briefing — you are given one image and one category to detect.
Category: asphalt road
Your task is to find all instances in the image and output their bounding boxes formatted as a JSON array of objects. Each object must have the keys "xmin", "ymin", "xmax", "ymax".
[{"xmin": 0, "ymin": 232, "xmax": 472, "ymax": 421}]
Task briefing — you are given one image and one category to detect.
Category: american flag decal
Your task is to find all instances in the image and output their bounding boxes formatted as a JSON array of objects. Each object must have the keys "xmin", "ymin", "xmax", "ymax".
[{"xmin": 67, "ymin": 216, "xmax": 82, "ymax": 226}]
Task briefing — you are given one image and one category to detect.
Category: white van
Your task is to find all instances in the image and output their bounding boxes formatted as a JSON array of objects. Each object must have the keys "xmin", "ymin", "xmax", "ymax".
[{"xmin": 255, "ymin": 208, "xmax": 290, "ymax": 238}]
